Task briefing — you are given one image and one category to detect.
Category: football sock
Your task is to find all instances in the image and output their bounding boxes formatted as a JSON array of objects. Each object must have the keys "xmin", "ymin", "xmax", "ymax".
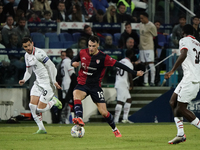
[
  {"xmin": 191, "ymin": 117, "xmax": 200, "ymax": 129},
  {"xmin": 123, "ymin": 103, "xmax": 131, "ymax": 120},
  {"xmin": 144, "ymin": 67, "xmax": 148, "ymax": 83},
  {"xmin": 149, "ymin": 63, "xmax": 155, "ymax": 84},
  {"xmin": 74, "ymin": 99, "xmax": 83, "ymax": 118},
  {"xmin": 29, "ymin": 103, "xmax": 45, "ymax": 131},
  {"xmin": 174, "ymin": 117, "xmax": 184, "ymax": 136},
  {"xmin": 114, "ymin": 104, "xmax": 122, "ymax": 123},
  {"xmin": 104, "ymin": 112, "xmax": 115, "ymax": 130},
  {"xmin": 36, "ymin": 99, "xmax": 56, "ymax": 113}
]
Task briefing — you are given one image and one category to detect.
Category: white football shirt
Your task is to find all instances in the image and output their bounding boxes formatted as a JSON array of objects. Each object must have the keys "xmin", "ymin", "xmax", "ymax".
[
  {"xmin": 24, "ymin": 47, "xmax": 50, "ymax": 84},
  {"xmin": 61, "ymin": 57, "xmax": 75, "ymax": 90},
  {"xmin": 179, "ymin": 35, "xmax": 200, "ymax": 82},
  {"xmin": 115, "ymin": 58, "xmax": 133, "ymax": 88}
]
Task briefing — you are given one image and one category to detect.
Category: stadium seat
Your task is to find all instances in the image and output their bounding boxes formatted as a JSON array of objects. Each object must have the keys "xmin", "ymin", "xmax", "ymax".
[
  {"xmin": 72, "ymin": 32, "xmax": 81, "ymax": 42},
  {"xmin": 63, "ymin": 41, "xmax": 75, "ymax": 48},
  {"xmin": 45, "ymin": 32, "xmax": 63, "ymax": 48},
  {"xmin": 31, "ymin": 32, "xmax": 45, "ymax": 48},
  {"xmin": 100, "ymin": 33, "xmax": 113, "ymax": 45},
  {"xmin": 59, "ymin": 32, "xmax": 73, "ymax": 42},
  {"xmin": 113, "ymin": 33, "xmax": 121, "ymax": 44}
]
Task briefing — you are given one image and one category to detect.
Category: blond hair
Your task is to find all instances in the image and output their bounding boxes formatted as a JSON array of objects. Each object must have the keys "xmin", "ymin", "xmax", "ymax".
[{"xmin": 106, "ymin": 5, "xmax": 117, "ymax": 23}]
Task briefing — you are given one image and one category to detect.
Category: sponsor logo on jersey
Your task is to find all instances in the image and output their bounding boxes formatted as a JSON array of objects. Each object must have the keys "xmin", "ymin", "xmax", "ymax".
[
  {"xmin": 82, "ymin": 63, "xmax": 87, "ymax": 70},
  {"xmin": 96, "ymin": 59, "xmax": 100, "ymax": 64},
  {"xmin": 83, "ymin": 71, "xmax": 93, "ymax": 75},
  {"xmin": 82, "ymin": 57, "xmax": 86, "ymax": 60}
]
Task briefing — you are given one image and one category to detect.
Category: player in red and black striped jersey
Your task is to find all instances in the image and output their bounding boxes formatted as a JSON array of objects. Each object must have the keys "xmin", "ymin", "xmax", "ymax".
[{"xmin": 71, "ymin": 35, "xmax": 143, "ymax": 137}]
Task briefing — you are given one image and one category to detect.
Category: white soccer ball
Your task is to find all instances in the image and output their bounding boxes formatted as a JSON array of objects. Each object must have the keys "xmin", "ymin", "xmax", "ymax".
[{"xmin": 71, "ymin": 125, "xmax": 85, "ymax": 138}]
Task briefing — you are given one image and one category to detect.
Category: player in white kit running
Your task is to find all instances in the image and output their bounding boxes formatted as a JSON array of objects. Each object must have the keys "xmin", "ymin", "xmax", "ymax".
[
  {"xmin": 19, "ymin": 37, "xmax": 62, "ymax": 134},
  {"xmin": 165, "ymin": 24, "xmax": 200, "ymax": 144},
  {"xmin": 114, "ymin": 49, "xmax": 134, "ymax": 123}
]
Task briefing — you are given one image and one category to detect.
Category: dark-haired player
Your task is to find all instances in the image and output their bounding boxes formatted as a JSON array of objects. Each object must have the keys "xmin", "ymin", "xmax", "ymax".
[
  {"xmin": 71, "ymin": 35, "xmax": 143, "ymax": 137},
  {"xmin": 19, "ymin": 37, "xmax": 62, "ymax": 134},
  {"xmin": 165, "ymin": 24, "xmax": 200, "ymax": 144}
]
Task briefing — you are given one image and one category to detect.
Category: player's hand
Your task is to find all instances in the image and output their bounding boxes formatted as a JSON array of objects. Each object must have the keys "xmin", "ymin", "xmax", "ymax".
[
  {"xmin": 136, "ymin": 70, "xmax": 144, "ymax": 76},
  {"xmin": 19, "ymin": 80, "xmax": 25, "ymax": 86},
  {"xmin": 72, "ymin": 62, "xmax": 80, "ymax": 68},
  {"xmin": 54, "ymin": 82, "xmax": 62, "ymax": 89},
  {"xmin": 164, "ymin": 71, "xmax": 174, "ymax": 79}
]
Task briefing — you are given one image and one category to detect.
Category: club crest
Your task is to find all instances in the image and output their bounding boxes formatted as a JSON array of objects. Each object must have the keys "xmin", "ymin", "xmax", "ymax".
[{"xmin": 96, "ymin": 59, "xmax": 100, "ymax": 64}]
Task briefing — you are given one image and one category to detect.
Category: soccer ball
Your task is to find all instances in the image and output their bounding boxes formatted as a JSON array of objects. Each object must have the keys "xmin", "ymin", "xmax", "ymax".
[{"xmin": 71, "ymin": 125, "xmax": 85, "ymax": 138}]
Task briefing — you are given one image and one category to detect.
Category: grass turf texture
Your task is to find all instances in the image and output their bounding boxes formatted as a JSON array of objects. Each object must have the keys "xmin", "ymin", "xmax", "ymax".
[{"xmin": 0, "ymin": 122, "xmax": 199, "ymax": 150}]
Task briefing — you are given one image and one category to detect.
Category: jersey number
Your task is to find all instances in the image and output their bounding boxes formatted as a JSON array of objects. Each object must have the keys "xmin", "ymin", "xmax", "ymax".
[
  {"xmin": 116, "ymin": 68, "xmax": 124, "ymax": 76},
  {"xmin": 97, "ymin": 91, "xmax": 104, "ymax": 99},
  {"xmin": 193, "ymin": 48, "xmax": 200, "ymax": 64}
]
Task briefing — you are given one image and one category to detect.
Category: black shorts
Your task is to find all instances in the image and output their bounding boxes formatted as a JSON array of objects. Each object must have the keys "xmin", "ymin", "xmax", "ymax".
[{"xmin": 74, "ymin": 84, "xmax": 105, "ymax": 103}]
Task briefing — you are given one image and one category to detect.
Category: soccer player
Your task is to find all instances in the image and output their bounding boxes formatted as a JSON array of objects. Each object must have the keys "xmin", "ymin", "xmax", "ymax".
[
  {"xmin": 71, "ymin": 35, "xmax": 143, "ymax": 137},
  {"xmin": 19, "ymin": 37, "xmax": 62, "ymax": 134},
  {"xmin": 165, "ymin": 24, "xmax": 200, "ymax": 144},
  {"xmin": 114, "ymin": 49, "xmax": 134, "ymax": 124}
]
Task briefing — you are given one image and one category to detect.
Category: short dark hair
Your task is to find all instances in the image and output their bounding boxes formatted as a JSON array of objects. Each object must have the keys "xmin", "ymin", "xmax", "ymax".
[
  {"xmin": 125, "ymin": 21, "xmax": 131, "ymax": 26},
  {"xmin": 125, "ymin": 49, "xmax": 133, "ymax": 57},
  {"xmin": 193, "ymin": 16, "xmax": 199, "ymax": 20},
  {"xmin": 179, "ymin": 15, "xmax": 186, "ymax": 20},
  {"xmin": 140, "ymin": 12, "xmax": 149, "ymax": 18},
  {"xmin": 78, "ymin": 36, "xmax": 87, "ymax": 43},
  {"xmin": 154, "ymin": 20, "xmax": 161, "ymax": 24},
  {"xmin": 44, "ymin": 10, "xmax": 51, "ymax": 16},
  {"xmin": 18, "ymin": 17, "xmax": 26, "ymax": 22},
  {"xmin": 84, "ymin": 25, "xmax": 90, "ymax": 31},
  {"xmin": 117, "ymin": 2, "xmax": 125, "ymax": 8},
  {"xmin": 22, "ymin": 37, "xmax": 32, "ymax": 44},
  {"xmin": 89, "ymin": 35, "xmax": 100, "ymax": 44},
  {"xmin": 183, "ymin": 24, "xmax": 194, "ymax": 35},
  {"xmin": 66, "ymin": 48, "xmax": 73, "ymax": 54}
]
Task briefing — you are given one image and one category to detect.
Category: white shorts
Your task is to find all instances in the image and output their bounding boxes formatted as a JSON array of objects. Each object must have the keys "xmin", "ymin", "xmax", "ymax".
[
  {"xmin": 174, "ymin": 80, "xmax": 200, "ymax": 103},
  {"xmin": 140, "ymin": 50, "xmax": 154, "ymax": 62},
  {"xmin": 31, "ymin": 83, "xmax": 54, "ymax": 104},
  {"xmin": 115, "ymin": 87, "xmax": 131, "ymax": 103}
]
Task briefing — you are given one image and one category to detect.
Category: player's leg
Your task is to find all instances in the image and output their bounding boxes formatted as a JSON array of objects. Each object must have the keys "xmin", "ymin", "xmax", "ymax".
[
  {"xmin": 96, "ymin": 102, "xmax": 121, "ymax": 137},
  {"xmin": 114, "ymin": 88, "xmax": 124, "ymax": 123},
  {"xmin": 149, "ymin": 62, "xmax": 155, "ymax": 86},
  {"xmin": 72, "ymin": 87, "xmax": 87, "ymax": 126},
  {"xmin": 140, "ymin": 50, "xmax": 149, "ymax": 86},
  {"xmin": 122, "ymin": 98, "xmax": 133, "ymax": 123},
  {"xmin": 146, "ymin": 50, "xmax": 155, "ymax": 86},
  {"xmin": 29, "ymin": 85, "xmax": 46, "ymax": 134}
]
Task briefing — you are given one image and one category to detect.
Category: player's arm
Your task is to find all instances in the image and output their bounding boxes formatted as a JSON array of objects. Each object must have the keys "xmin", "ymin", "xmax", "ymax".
[
  {"xmin": 128, "ymin": 73, "xmax": 133, "ymax": 90},
  {"xmin": 19, "ymin": 66, "xmax": 33, "ymax": 86},
  {"xmin": 114, "ymin": 61, "xmax": 143, "ymax": 77},
  {"xmin": 165, "ymin": 49, "xmax": 187, "ymax": 79},
  {"xmin": 71, "ymin": 52, "xmax": 80, "ymax": 68}
]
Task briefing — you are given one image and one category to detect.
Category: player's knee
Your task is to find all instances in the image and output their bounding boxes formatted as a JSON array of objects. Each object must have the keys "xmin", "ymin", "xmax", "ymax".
[{"xmin": 169, "ymin": 100, "xmax": 175, "ymax": 107}]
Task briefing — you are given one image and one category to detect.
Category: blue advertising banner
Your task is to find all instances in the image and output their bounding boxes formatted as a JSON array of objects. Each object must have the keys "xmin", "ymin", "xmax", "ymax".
[{"xmin": 27, "ymin": 22, "xmax": 57, "ymax": 28}]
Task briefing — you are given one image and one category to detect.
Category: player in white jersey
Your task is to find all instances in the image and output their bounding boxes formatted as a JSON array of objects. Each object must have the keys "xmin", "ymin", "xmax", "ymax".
[
  {"xmin": 165, "ymin": 24, "xmax": 200, "ymax": 144},
  {"xmin": 60, "ymin": 49, "xmax": 76, "ymax": 124},
  {"xmin": 19, "ymin": 37, "xmax": 62, "ymax": 134},
  {"xmin": 114, "ymin": 49, "xmax": 134, "ymax": 123}
]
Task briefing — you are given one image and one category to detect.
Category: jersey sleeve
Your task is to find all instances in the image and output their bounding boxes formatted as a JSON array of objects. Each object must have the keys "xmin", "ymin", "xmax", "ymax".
[
  {"xmin": 179, "ymin": 38, "xmax": 188, "ymax": 51},
  {"xmin": 104, "ymin": 55, "xmax": 117, "ymax": 67},
  {"xmin": 150, "ymin": 25, "xmax": 157, "ymax": 37},
  {"xmin": 36, "ymin": 49, "xmax": 50, "ymax": 64}
]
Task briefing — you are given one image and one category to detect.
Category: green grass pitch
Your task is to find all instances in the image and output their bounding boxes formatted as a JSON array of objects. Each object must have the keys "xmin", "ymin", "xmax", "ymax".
[{"xmin": 0, "ymin": 122, "xmax": 199, "ymax": 150}]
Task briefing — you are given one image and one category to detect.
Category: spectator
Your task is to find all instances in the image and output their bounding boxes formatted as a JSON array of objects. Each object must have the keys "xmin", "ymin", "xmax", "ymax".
[
  {"xmin": 14, "ymin": 9, "xmax": 25, "ymax": 26},
  {"xmin": 139, "ymin": 12, "xmax": 157, "ymax": 86},
  {"xmin": 0, "ymin": 32, "xmax": 10, "ymax": 66},
  {"xmin": 192, "ymin": 16, "xmax": 200, "ymax": 42},
  {"xmin": 52, "ymin": 2, "xmax": 70, "ymax": 22},
  {"xmin": 14, "ymin": 17, "xmax": 30, "ymax": 46},
  {"xmin": 28, "ymin": 12, "xmax": 41, "ymax": 22},
  {"xmin": 102, "ymin": 35, "xmax": 118, "ymax": 50},
  {"xmin": 116, "ymin": 2, "xmax": 135, "ymax": 23},
  {"xmin": 33, "ymin": 0, "xmax": 52, "ymax": 17},
  {"xmin": 68, "ymin": 4, "xmax": 85, "ymax": 22},
  {"xmin": 1, "ymin": 16, "xmax": 15, "ymax": 46},
  {"xmin": 68, "ymin": 0, "xmax": 82, "ymax": 14},
  {"xmin": 82, "ymin": 0, "xmax": 94, "ymax": 21},
  {"xmin": 17, "ymin": 0, "xmax": 34, "ymax": 14},
  {"xmin": 119, "ymin": 22, "xmax": 139, "ymax": 50},
  {"xmin": 50, "ymin": 0, "xmax": 72, "ymax": 13},
  {"xmin": 171, "ymin": 15, "xmax": 186, "ymax": 48},
  {"xmin": 91, "ymin": 0, "xmax": 109, "ymax": 13},
  {"xmin": 6, "ymin": 33, "xmax": 21, "ymax": 48},
  {"xmin": 81, "ymin": 25, "xmax": 96, "ymax": 43},
  {"xmin": 0, "ymin": 3, "xmax": 6, "ymax": 30},
  {"xmin": 88, "ymin": 9, "xmax": 104, "ymax": 23},
  {"xmin": 154, "ymin": 20, "xmax": 168, "ymax": 36},
  {"xmin": 117, "ymin": 0, "xmax": 135, "ymax": 16},
  {"xmin": 103, "ymin": 5, "xmax": 117, "ymax": 23},
  {"xmin": 2, "ymin": 1, "xmax": 15, "ymax": 18},
  {"xmin": 70, "ymin": 37, "xmax": 87, "ymax": 49},
  {"xmin": 41, "ymin": 10, "xmax": 54, "ymax": 33}
]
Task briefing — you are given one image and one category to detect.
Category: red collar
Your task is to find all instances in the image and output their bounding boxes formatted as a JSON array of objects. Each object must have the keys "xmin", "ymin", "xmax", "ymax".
[
  {"xmin": 32, "ymin": 47, "xmax": 35, "ymax": 55},
  {"xmin": 187, "ymin": 35, "xmax": 195, "ymax": 39}
]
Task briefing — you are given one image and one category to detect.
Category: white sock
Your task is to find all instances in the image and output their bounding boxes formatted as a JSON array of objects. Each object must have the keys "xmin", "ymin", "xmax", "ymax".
[
  {"xmin": 123, "ymin": 103, "xmax": 131, "ymax": 120},
  {"xmin": 114, "ymin": 104, "xmax": 122, "ymax": 123},
  {"xmin": 29, "ymin": 103, "xmax": 45, "ymax": 131},
  {"xmin": 191, "ymin": 117, "xmax": 200, "ymax": 129},
  {"xmin": 149, "ymin": 63, "xmax": 155, "ymax": 83},
  {"xmin": 37, "ymin": 98, "xmax": 56, "ymax": 113},
  {"xmin": 144, "ymin": 67, "xmax": 148, "ymax": 83},
  {"xmin": 174, "ymin": 117, "xmax": 184, "ymax": 136}
]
